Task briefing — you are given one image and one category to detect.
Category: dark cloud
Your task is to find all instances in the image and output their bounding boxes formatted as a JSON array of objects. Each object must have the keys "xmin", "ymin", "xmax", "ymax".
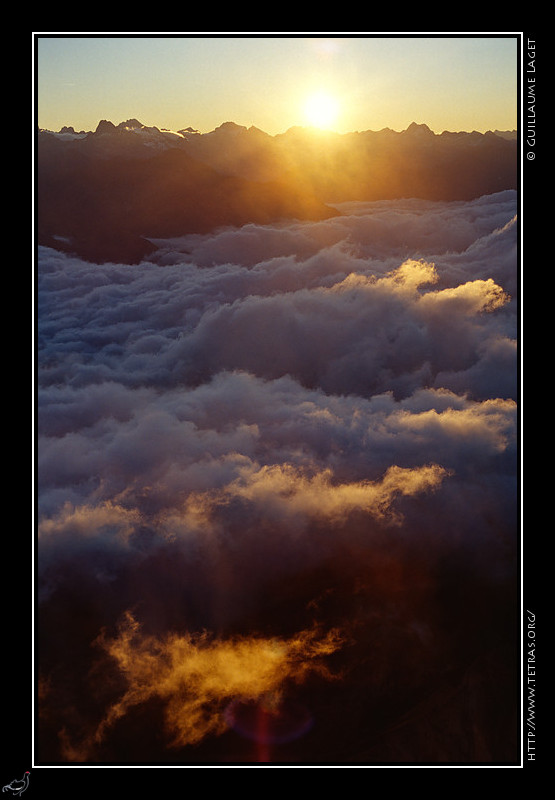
[{"xmin": 36, "ymin": 191, "xmax": 519, "ymax": 764}]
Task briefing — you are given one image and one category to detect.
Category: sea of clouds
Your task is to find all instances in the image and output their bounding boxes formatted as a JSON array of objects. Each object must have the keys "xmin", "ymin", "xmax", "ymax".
[{"xmin": 36, "ymin": 190, "xmax": 519, "ymax": 764}]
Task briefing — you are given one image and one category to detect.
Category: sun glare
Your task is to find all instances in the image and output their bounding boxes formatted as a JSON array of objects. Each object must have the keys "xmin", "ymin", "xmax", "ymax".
[{"xmin": 303, "ymin": 91, "xmax": 340, "ymax": 130}]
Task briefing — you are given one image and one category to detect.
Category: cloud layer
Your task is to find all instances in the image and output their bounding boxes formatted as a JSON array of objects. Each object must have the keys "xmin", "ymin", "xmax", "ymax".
[{"xmin": 36, "ymin": 190, "xmax": 519, "ymax": 764}]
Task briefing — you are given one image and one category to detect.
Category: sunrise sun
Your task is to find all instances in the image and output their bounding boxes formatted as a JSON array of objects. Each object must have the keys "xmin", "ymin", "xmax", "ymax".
[{"xmin": 303, "ymin": 91, "xmax": 340, "ymax": 130}]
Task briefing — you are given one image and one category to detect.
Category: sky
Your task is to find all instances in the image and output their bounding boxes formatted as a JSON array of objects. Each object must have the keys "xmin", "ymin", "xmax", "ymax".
[{"xmin": 35, "ymin": 33, "xmax": 520, "ymax": 135}]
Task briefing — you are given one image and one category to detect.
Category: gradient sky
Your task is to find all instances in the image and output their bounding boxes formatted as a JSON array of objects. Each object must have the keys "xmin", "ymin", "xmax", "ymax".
[{"xmin": 35, "ymin": 34, "xmax": 520, "ymax": 135}]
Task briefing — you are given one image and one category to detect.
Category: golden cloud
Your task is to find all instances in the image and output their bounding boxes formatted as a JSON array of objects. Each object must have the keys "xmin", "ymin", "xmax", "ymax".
[
  {"xmin": 38, "ymin": 500, "xmax": 142, "ymax": 546},
  {"xmin": 396, "ymin": 399, "xmax": 516, "ymax": 452},
  {"xmin": 61, "ymin": 612, "xmax": 345, "ymax": 760},
  {"xmin": 329, "ymin": 261, "xmax": 510, "ymax": 315},
  {"xmin": 183, "ymin": 461, "xmax": 450, "ymax": 530},
  {"xmin": 417, "ymin": 278, "xmax": 510, "ymax": 315},
  {"xmin": 330, "ymin": 259, "xmax": 439, "ymax": 295}
]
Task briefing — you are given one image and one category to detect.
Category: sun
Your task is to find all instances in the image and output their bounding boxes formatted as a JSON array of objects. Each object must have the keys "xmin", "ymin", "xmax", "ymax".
[{"xmin": 303, "ymin": 91, "xmax": 340, "ymax": 130}]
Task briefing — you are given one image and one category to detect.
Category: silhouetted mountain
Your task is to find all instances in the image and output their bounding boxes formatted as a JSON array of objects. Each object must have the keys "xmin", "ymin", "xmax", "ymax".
[
  {"xmin": 36, "ymin": 119, "xmax": 517, "ymax": 263},
  {"xmin": 37, "ymin": 123, "xmax": 336, "ymax": 263}
]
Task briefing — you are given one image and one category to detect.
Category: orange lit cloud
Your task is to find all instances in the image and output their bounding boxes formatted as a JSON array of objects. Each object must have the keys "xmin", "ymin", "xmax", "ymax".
[
  {"xmin": 183, "ymin": 461, "xmax": 450, "ymax": 533},
  {"xmin": 417, "ymin": 277, "xmax": 510, "ymax": 315},
  {"xmin": 331, "ymin": 260, "xmax": 510, "ymax": 315},
  {"xmin": 38, "ymin": 500, "xmax": 141, "ymax": 546},
  {"xmin": 61, "ymin": 612, "xmax": 345, "ymax": 761},
  {"xmin": 395, "ymin": 398, "xmax": 516, "ymax": 453}
]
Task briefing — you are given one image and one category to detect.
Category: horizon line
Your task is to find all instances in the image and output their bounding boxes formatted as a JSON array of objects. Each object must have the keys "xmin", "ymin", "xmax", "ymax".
[{"xmin": 38, "ymin": 117, "xmax": 518, "ymax": 138}]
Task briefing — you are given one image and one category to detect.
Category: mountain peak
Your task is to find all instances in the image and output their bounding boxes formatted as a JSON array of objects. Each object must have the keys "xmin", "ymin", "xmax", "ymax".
[
  {"xmin": 117, "ymin": 118, "xmax": 145, "ymax": 130},
  {"xmin": 406, "ymin": 121, "xmax": 434, "ymax": 135},
  {"xmin": 94, "ymin": 119, "xmax": 117, "ymax": 135},
  {"xmin": 211, "ymin": 121, "xmax": 248, "ymax": 135},
  {"xmin": 94, "ymin": 119, "xmax": 152, "ymax": 135}
]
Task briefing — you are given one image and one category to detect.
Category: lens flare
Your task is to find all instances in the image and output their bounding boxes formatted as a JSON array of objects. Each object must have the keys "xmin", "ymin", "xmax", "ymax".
[{"xmin": 224, "ymin": 695, "xmax": 313, "ymax": 761}]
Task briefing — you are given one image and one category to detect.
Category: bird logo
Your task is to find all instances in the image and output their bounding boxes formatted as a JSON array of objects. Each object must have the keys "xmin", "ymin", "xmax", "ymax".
[{"xmin": 2, "ymin": 773, "xmax": 30, "ymax": 797}]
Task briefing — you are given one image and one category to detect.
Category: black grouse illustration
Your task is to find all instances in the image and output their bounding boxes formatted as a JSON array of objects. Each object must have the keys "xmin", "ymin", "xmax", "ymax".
[{"xmin": 2, "ymin": 773, "xmax": 30, "ymax": 797}]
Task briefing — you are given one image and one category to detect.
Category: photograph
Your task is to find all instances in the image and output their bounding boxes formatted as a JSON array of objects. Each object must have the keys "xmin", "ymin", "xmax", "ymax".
[{"xmin": 28, "ymin": 33, "xmax": 527, "ymax": 773}]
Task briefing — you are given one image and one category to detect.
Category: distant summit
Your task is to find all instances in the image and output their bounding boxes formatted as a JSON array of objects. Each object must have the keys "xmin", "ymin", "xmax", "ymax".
[
  {"xmin": 95, "ymin": 118, "xmax": 161, "ymax": 133},
  {"xmin": 94, "ymin": 119, "xmax": 117, "ymax": 134},
  {"xmin": 118, "ymin": 118, "xmax": 144, "ymax": 129},
  {"xmin": 405, "ymin": 121, "xmax": 435, "ymax": 135}
]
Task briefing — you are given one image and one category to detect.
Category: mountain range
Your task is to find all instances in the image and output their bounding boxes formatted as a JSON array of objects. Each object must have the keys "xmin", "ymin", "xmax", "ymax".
[{"xmin": 37, "ymin": 118, "xmax": 518, "ymax": 264}]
